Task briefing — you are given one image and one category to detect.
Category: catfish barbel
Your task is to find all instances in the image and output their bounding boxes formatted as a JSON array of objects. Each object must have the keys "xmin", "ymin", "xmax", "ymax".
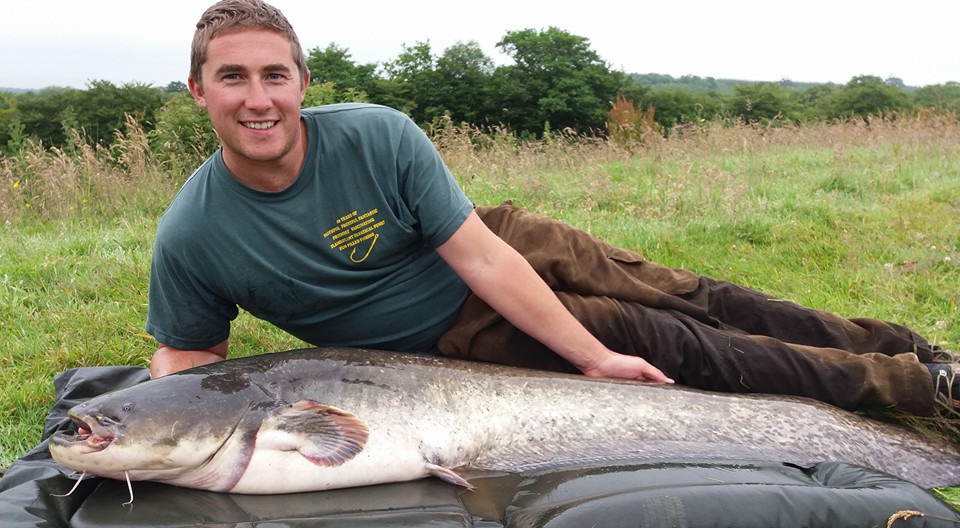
[{"xmin": 49, "ymin": 347, "xmax": 960, "ymax": 492}]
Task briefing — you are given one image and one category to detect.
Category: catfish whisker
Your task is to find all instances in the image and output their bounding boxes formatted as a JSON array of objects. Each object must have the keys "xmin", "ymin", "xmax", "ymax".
[
  {"xmin": 122, "ymin": 471, "xmax": 135, "ymax": 507},
  {"xmin": 51, "ymin": 471, "xmax": 87, "ymax": 497}
]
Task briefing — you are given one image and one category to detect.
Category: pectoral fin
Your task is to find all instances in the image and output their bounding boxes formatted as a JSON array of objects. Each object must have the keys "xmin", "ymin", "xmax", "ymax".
[
  {"xmin": 258, "ymin": 400, "xmax": 369, "ymax": 466},
  {"xmin": 426, "ymin": 463, "xmax": 472, "ymax": 488}
]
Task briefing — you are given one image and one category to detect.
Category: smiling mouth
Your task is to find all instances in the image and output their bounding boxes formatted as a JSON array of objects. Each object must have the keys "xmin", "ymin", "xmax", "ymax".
[{"xmin": 242, "ymin": 121, "xmax": 277, "ymax": 130}]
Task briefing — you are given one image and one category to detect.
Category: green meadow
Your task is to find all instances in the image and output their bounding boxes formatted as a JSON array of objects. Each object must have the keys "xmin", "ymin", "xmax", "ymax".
[{"xmin": 2, "ymin": 114, "xmax": 959, "ymax": 504}]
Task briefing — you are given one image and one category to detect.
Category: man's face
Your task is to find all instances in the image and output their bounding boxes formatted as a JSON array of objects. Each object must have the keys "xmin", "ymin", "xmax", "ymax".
[{"xmin": 188, "ymin": 28, "xmax": 309, "ymax": 182}]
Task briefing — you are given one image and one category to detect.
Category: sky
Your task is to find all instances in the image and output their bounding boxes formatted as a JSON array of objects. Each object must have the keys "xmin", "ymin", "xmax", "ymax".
[{"xmin": 1, "ymin": 0, "xmax": 957, "ymax": 91}]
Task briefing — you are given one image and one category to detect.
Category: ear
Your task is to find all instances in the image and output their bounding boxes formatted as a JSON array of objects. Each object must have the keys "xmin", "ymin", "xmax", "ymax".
[
  {"xmin": 188, "ymin": 77, "xmax": 207, "ymax": 108},
  {"xmin": 300, "ymin": 72, "xmax": 310, "ymax": 103}
]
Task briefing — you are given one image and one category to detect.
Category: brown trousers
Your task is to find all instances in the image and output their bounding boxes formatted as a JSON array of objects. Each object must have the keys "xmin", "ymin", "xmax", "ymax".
[{"xmin": 437, "ymin": 204, "xmax": 936, "ymax": 416}]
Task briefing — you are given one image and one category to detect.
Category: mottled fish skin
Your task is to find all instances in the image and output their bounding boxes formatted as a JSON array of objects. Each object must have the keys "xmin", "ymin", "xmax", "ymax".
[{"xmin": 50, "ymin": 348, "xmax": 960, "ymax": 492}]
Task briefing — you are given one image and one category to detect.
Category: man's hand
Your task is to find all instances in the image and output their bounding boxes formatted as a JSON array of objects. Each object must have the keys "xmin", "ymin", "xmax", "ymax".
[{"xmin": 580, "ymin": 351, "xmax": 675, "ymax": 384}]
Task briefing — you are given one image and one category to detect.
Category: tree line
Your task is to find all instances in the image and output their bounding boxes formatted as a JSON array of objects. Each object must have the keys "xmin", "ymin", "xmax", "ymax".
[{"xmin": 2, "ymin": 27, "xmax": 959, "ymax": 161}]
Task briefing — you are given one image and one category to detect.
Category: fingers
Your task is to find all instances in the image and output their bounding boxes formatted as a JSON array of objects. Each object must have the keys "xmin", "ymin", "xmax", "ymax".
[
  {"xmin": 641, "ymin": 366, "xmax": 675, "ymax": 384},
  {"xmin": 583, "ymin": 352, "xmax": 675, "ymax": 384}
]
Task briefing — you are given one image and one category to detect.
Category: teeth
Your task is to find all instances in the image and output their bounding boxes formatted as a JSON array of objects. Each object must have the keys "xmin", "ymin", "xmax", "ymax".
[{"xmin": 243, "ymin": 121, "xmax": 276, "ymax": 130}]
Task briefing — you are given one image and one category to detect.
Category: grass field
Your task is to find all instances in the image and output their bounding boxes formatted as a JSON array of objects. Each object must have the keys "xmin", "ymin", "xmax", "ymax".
[{"xmin": 2, "ymin": 114, "xmax": 959, "ymax": 504}]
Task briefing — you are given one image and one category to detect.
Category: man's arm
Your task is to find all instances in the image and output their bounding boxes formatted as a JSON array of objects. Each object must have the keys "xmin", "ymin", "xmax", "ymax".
[
  {"xmin": 436, "ymin": 211, "xmax": 673, "ymax": 383},
  {"xmin": 150, "ymin": 340, "xmax": 229, "ymax": 378}
]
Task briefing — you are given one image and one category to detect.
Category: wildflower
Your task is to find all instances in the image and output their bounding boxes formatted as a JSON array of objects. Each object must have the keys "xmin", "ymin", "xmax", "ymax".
[{"xmin": 12, "ymin": 180, "xmax": 19, "ymax": 188}]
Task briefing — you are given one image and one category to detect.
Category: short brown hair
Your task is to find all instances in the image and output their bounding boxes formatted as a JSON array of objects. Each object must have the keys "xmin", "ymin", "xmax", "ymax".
[{"xmin": 190, "ymin": 0, "xmax": 308, "ymax": 86}]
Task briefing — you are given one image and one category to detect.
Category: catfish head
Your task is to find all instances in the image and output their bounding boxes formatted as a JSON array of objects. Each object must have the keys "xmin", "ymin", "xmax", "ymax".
[{"xmin": 49, "ymin": 369, "xmax": 370, "ymax": 492}]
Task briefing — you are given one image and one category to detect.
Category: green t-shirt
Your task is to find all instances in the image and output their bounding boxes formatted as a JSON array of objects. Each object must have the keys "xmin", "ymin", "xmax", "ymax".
[{"xmin": 146, "ymin": 104, "xmax": 474, "ymax": 352}]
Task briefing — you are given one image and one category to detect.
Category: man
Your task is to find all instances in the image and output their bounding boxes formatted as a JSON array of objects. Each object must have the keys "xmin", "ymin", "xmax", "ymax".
[{"xmin": 148, "ymin": 0, "xmax": 957, "ymax": 420}]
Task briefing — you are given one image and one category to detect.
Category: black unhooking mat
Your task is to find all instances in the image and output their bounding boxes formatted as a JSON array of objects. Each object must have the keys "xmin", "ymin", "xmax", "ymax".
[{"xmin": 2, "ymin": 366, "xmax": 959, "ymax": 528}]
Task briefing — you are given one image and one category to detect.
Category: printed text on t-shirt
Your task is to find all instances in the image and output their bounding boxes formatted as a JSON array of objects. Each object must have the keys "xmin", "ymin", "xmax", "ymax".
[{"xmin": 322, "ymin": 208, "xmax": 386, "ymax": 263}]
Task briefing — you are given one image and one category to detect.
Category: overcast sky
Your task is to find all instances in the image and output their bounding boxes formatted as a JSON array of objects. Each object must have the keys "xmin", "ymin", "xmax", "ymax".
[{"xmin": 1, "ymin": 0, "xmax": 957, "ymax": 91}]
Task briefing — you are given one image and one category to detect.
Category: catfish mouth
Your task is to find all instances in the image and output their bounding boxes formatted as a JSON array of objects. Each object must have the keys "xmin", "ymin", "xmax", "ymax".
[{"xmin": 51, "ymin": 412, "xmax": 119, "ymax": 454}]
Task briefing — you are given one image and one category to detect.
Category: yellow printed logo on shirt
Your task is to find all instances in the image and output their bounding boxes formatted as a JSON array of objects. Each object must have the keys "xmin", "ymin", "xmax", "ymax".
[{"xmin": 322, "ymin": 208, "xmax": 385, "ymax": 263}]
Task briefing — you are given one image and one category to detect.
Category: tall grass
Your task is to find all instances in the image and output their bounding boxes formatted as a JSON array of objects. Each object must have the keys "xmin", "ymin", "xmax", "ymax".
[{"xmin": 2, "ymin": 114, "xmax": 959, "ymax": 504}]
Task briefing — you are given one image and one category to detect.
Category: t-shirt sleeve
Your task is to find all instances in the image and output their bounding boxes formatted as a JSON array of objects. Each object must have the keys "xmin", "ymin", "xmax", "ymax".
[
  {"xmin": 144, "ymin": 227, "xmax": 238, "ymax": 350},
  {"xmin": 395, "ymin": 117, "xmax": 474, "ymax": 247}
]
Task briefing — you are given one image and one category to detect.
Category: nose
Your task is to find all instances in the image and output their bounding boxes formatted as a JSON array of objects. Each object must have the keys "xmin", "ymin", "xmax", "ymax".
[{"xmin": 245, "ymin": 80, "xmax": 272, "ymax": 111}]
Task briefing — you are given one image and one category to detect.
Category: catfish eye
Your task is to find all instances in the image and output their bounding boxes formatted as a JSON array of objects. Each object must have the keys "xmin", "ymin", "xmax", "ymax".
[{"xmin": 122, "ymin": 403, "xmax": 135, "ymax": 412}]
